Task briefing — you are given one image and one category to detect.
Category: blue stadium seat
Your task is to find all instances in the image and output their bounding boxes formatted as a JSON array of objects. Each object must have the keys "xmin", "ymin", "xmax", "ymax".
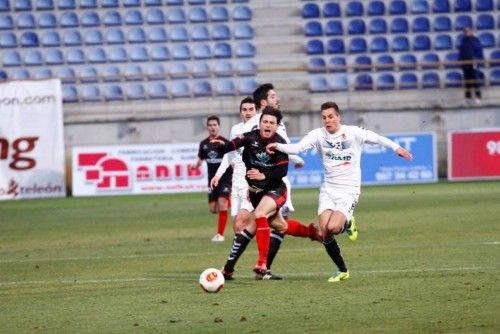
[
  {"xmin": 0, "ymin": 0, "xmax": 9, "ymax": 11},
  {"xmin": 24, "ymin": 50, "xmax": 43, "ymax": 66},
  {"xmin": 354, "ymin": 74, "xmax": 373, "ymax": 90},
  {"xmin": 455, "ymin": 15, "xmax": 473, "ymax": 31},
  {"xmin": 80, "ymin": 0, "xmax": 97, "ymax": 9},
  {"xmin": 308, "ymin": 57, "xmax": 326, "ymax": 73},
  {"xmin": 170, "ymin": 26, "xmax": 188, "ymax": 41},
  {"xmin": 10, "ymin": 69, "xmax": 30, "ymax": 79},
  {"xmin": 432, "ymin": 0, "xmax": 449, "ymax": 12},
  {"xmin": 490, "ymin": 69, "xmax": 500, "ymax": 85},
  {"xmin": 79, "ymin": 66, "xmax": 98, "ymax": 83},
  {"xmin": 146, "ymin": 63, "xmax": 165, "ymax": 81},
  {"xmin": 3, "ymin": 51, "xmax": 21, "ymax": 66},
  {"xmin": 66, "ymin": 49, "xmax": 85, "ymax": 64},
  {"xmin": 235, "ymin": 42, "xmax": 255, "ymax": 57},
  {"xmin": 216, "ymin": 79, "xmax": 236, "ymax": 96},
  {"xmin": 191, "ymin": 62, "xmax": 210, "ymax": 78},
  {"xmin": 413, "ymin": 35, "xmax": 431, "ymax": 51},
  {"xmin": 212, "ymin": 24, "xmax": 231, "ymax": 40},
  {"xmin": 412, "ymin": 17, "xmax": 430, "ymax": 32},
  {"xmin": 305, "ymin": 21, "xmax": 323, "ymax": 37},
  {"xmin": 236, "ymin": 59, "xmax": 256, "ymax": 76},
  {"xmin": 233, "ymin": 6, "xmax": 252, "ymax": 21},
  {"xmin": 399, "ymin": 54, "xmax": 417, "ymax": 70},
  {"xmin": 60, "ymin": 12, "xmax": 78, "ymax": 27},
  {"xmin": 214, "ymin": 60, "xmax": 232, "ymax": 76},
  {"xmin": 84, "ymin": 30, "xmax": 103, "ymax": 45},
  {"xmin": 17, "ymin": 13, "xmax": 36, "ymax": 29},
  {"xmin": 130, "ymin": 46, "xmax": 149, "ymax": 62},
  {"xmin": 0, "ymin": 14, "xmax": 13, "ymax": 30},
  {"xmin": 369, "ymin": 18, "xmax": 387, "ymax": 34},
  {"xmin": 126, "ymin": 84, "xmax": 146, "ymax": 100},
  {"xmin": 211, "ymin": 6, "xmax": 229, "ymax": 21},
  {"xmin": 391, "ymin": 17, "xmax": 408, "ymax": 33},
  {"xmin": 38, "ymin": 13, "xmax": 57, "ymax": 28},
  {"xmin": 476, "ymin": 0, "xmax": 493, "ymax": 11},
  {"xmin": 125, "ymin": 10, "xmax": 143, "ymax": 25},
  {"xmin": 63, "ymin": 30, "xmax": 82, "ymax": 46},
  {"xmin": 422, "ymin": 71, "xmax": 440, "ymax": 88},
  {"xmin": 128, "ymin": 28, "xmax": 146, "ymax": 43},
  {"xmin": 151, "ymin": 46, "xmax": 169, "ymax": 61},
  {"xmin": 102, "ymin": 0, "xmax": 119, "ymax": 7},
  {"xmin": 354, "ymin": 55, "xmax": 372, "ymax": 72},
  {"xmin": 421, "ymin": 52, "xmax": 440, "ymax": 69},
  {"xmin": 234, "ymin": 24, "xmax": 253, "ymax": 39},
  {"xmin": 106, "ymin": 28, "xmax": 125, "ymax": 44},
  {"xmin": 329, "ymin": 56, "xmax": 347, "ymax": 72},
  {"xmin": 214, "ymin": 42, "xmax": 232, "ymax": 58},
  {"xmin": 389, "ymin": 0, "xmax": 407, "ymax": 14},
  {"xmin": 346, "ymin": 1, "xmax": 364, "ymax": 16},
  {"xmin": 476, "ymin": 14, "xmax": 494, "ymax": 30},
  {"xmin": 238, "ymin": 78, "xmax": 258, "ymax": 94},
  {"xmin": 20, "ymin": 32, "xmax": 39, "ymax": 47},
  {"xmin": 189, "ymin": 7, "xmax": 208, "ymax": 23},
  {"xmin": 371, "ymin": 36, "xmax": 389, "ymax": 52},
  {"xmin": 148, "ymin": 82, "xmax": 168, "ymax": 99},
  {"xmin": 81, "ymin": 11, "xmax": 100, "ymax": 27},
  {"xmin": 88, "ymin": 47, "xmax": 106, "ymax": 63},
  {"xmin": 193, "ymin": 80, "xmax": 212, "ymax": 97},
  {"xmin": 309, "ymin": 76, "xmax": 329, "ymax": 93},
  {"xmin": 302, "ymin": 3, "xmax": 320, "ymax": 18},
  {"xmin": 444, "ymin": 51, "xmax": 459, "ymax": 68},
  {"xmin": 325, "ymin": 20, "xmax": 343, "ymax": 36},
  {"xmin": 103, "ymin": 11, "xmax": 122, "ymax": 26},
  {"xmin": 376, "ymin": 73, "xmax": 396, "ymax": 90},
  {"xmin": 411, "ymin": 0, "xmax": 429, "ymax": 13},
  {"xmin": 0, "ymin": 69, "xmax": 6, "ymax": 80},
  {"xmin": 399, "ymin": 72, "xmax": 418, "ymax": 89},
  {"xmin": 108, "ymin": 47, "xmax": 128, "ymax": 62},
  {"xmin": 57, "ymin": 67, "xmax": 76, "ymax": 83},
  {"xmin": 62, "ymin": 86, "xmax": 78, "ymax": 103},
  {"xmin": 166, "ymin": 0, "xmax": 184, "ymax": 4},
  {"xmin": 490, "ymin": 50, "xmax": 500, "ymax": 67},
  {"xmin": 375, "ymin": 54, "xmax": 394, "ymax": 71},
  {"xmin": 34, "ymin": 68, "xmax": 52, "ymax": 79},
  {"xmin": 171, "ymin": 44, "xmax": 191, "ymax": 60},
  {"xmin": 328, "ymin": 75, "xmax": 349, "ymax": 91},
  {"xmin": 192, "ymin": 43, "xmax": 212, "ymax": 59},
  {"xmin": 124, "ymin": 0, "xmax": 141, "ymax": 7},
  {"xmin": 327, "ymin": 39, "xmax": 344, "ymax": 54},
  {"xmin": 478, "ymin": 32, "xmax": 495, "ymax": 48},
  {"xmin": 433, "ymin": 16, "xmax": 451, "ymax": 32},
  {"xmin": 190, "ymin": 25, "xmax": 210, "ymax": 41},
  {"xmin": 102, "ymin": 65, "xmax": 121, "ymax": 82},
  {"xmin": 367, "ymin": 1, "xmax": 385, "ymax": 15},
  {"xmin": 58, "ymin": 0, "xmax": 75, "ymax": 9},
  {"xmin": 146, "ymin": 9, "xmax": 165, "ymax": 24},
  {"xmin": 434, "ymin": 34, "xmax": 452, "ymax": 50},
  {"xmin": 168, "ymin": 8, "xmax": 186, "ymax": 24},
  {"xmin": 349, "ymin": 37, "xmax": 367, "ymax": 53},
  {"xmin": 81, "ymin": 85, "xmax": 102, "ymax": 102},
  {"xmin": 46, "ymin": 49, "xmax": 65, "ymax": 64},
  {"xmin": 0, "ymin": 32, "xmax": 17, "ymax": 48},
  {"xmin": 105, "ymin": 85, "xmax": 124, "ymax": 101},
  {"xmin": 444, "ymin": 71, "xmax": 462, "ymax": 87},
  {"xmin": 124, "ymin": 64, "xmax": 143, "ymax": 81},
  {"xmin": 348, "ymin": 19, "xmax": 366, "ymax": 35},
  {"xmin": 454, "ymin": 0, "xmax": 471, "ymax": 12},
  {"xmin": 36, "ymin": 0, "xmax": 54, "ymax": 10},
  {"xmin": 15, "ymin": 0, "xmax": 32, "ymax": 11},
  {"xmin": 189, "ymin": 0, "xmax": 206, "ymax": 4},
  {"xmin": 307, "ymin": 39, "xmax": 324, "ymax": 55},
  {"xmin": 171, "ymin": 81, "xmax": 191, "ymax": 98}
]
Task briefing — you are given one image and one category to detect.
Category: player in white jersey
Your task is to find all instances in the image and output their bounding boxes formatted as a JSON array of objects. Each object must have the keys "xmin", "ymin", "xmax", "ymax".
[{"xmin": 267, "ymin": 101, "xmax": 413, "ymax": 282}]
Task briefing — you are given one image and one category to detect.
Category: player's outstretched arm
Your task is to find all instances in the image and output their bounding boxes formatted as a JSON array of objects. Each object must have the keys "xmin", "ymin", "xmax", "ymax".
[{"xmin": 396, "ymin": 147, "xmax": 413, "ymax": 161}]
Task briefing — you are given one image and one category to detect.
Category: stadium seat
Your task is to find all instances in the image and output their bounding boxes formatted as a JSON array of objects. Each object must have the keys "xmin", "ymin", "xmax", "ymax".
[
  {"xmin": 15, "ymin": 0, "xmax": 32, "ymax": 11},
  {"xmin": 328, "ymin": 75, "xmax": 349, "ymax": 91},
  {"xmin": 3, "ymin": 51, "xmax": 21, "ymax": 66},
  {"xmin": 124, "ymin": 64, "xmax": 143, "ymax": 81},
  {"xmin": 233, "ymin": 6, "xmax": 251, "ymax": 21},
  {"xmin": 391, "ymin": 18, "xmax": 409, "ymax": 33},
  {"xmin": 216, "ymin": 79, "xmax": 236, "ymax": 96},
  {"xmin": 327, "ymin": 39, "xmax": 344, "ymax": 54},
  {"xmin": 399, "ymin": 72, "xmax": 418, "ymax": 89},
  {"xmin": 189, "ymin": 7, "xmax": 208, "ymax": 23},
  {"xmin": 369, "ymin": 18, "xmax": 387, "ymax": 34},
  {"xmin": 58, "ymin": 0, "xmax": 75, "ymax": 9},
  {"xmin": 20, "ymin": 32, "xmax": 39, "ymax": 47},
  {"xmin": 444, "ymin": 71, "xmax": 462, "ymax": 87},
  {"xmin": 432, "ymin": 0, "xmax": 450, "ymax": 13},
  {"xmin": 62, "ymin": 86, "xmax": 78, "ymax": 103},
  {"xmin": 167, "ymin": 8, "xmax": 186, "ymax": 24},
  {"xmin": 190, "ymin": 26, "xmax": 210, "ymax": 41},
  {"xmin": 235, "ymin": 42, "xmax": 255, "ymax": 57},
  {"xmin": 145, "ymin": 0, "xmax": 162, "ymax": 4},
  {"xmin": 38, "ymin": 13, "xmax": 57, "ymax": 28},
  {"xmin": 108, "ymin": 47, "xmax": 128, "ymax": 62},
  {"xmin": 24, "ymin": 50, "xmax": 43, "ymax": 66},
  {"xmin": 476, "ymin": 14, "xmax": 494, "ymax": 30},
  {"xmin": 87, "ymin": 47, "xmax": 106, "ymax": 63},
  {"xmin": 193, "ymin": 80, "xmax": 212, "ymax": 97},
  {"xmin": 36, "ymin": 0, "xmax": 55, "ymax": 10},
  {"xmin": 60, "ymin": 12, "xmax": 78, "ymax": 28},
  {"xmin": 166, "ymin": 0, "xmax": 184, "ymax": 5},
  {"xmin": 434, "ymin": 34, "xmax": 452, "ymax": 50},
  {"xmin": 325, "ymin": 20, "xmax": 343, "ymax": 36},
  {"xmin": 309, "ymin": 76, "xmax": 329, "ymax": 93},
  {"xmin": 353, "ymin": 55, "xmax": 372, "ymax": 72},
  {"xmin": 490, "ymin": 69, "xmax": 500, "ymax": 85},
  {"xmin": 151, "ymin": 46, "xmax": 169, "ymax": 61},
  {"xmin": 307, "ymin": 39, "xmax": 324, "ymax": 55},
  {"xmin": 214, "ymin": 61, "xmax": 232, "ymax": 77},
  {"xmin": 444, "ymin": 51, "xmax": 459, "ymax": 68},
  {"xmin": 412, "ymin": 17, "xmax": 430, "ymax": 32},
  {"xmin": 399, "ymin": 54, "xmax": 417, "ymax": 70},
  {"xmin": 323, "ymin": 2, "xmax": 341, "ymax": 17},
  {"xmin": 170, "ymin": 26, "xmax": 188, "ymax": 42},
  {"xmin": 238, "ymin": 78, "xmax": 258, "ymax": 94},
  {"xmin": 375, "ymin": 54, "xmax": 394, "ymax": 71},
  {"xmin": 124, "ymin": 0, "xmax": 141, "ymax": 7},
  {"xmin": 34, "ymin": 68, "xmax": 52, "ymax": 79},
  {"xmin": 81, "ymin": 11, "xmax": 100, "ymax": 27},
  {"xmin": 102, "ymin": 65, "xmax": 122, "ymax": 82},
  {"xmin": 455, "ymin": 15, "xmax": 473, "ymax": 31},
  {"xmin": 476, "ymin": 0, "xmax": 493, "ymax": 11},
  {"xmin": 56, "ymin": 67, "xmax": 76, "ymax": 83},
  {"xmin": 329, "ymin": 56, "xmax": 347, "ymax": 72},
  {"xmin": 146, "ymin": 9, "xmax": 165, "ymax": 24},
  {"xmin": 413, "ymin": 35, "xmax": 431, "ymax": 51},
  {"xmin": 103, "ymin": 11, "xmax": 122, "ymax": 26},
  {"xmin": 348, "ymin": 19, "xmax": 366, "ymax": 35},
  {"xmin": 125, "ymin": 10, "xmax": 143, "ymax": 25},
  {"xmin": 145, "ymin": 63, "xmax": 165, "ymax": 80},
  {"xmin": 126, "ymin": 84, "xmax": 146, "ymax": 100},
  {"xmin": 421, "ymin": 52, "xmax": 440, "ymax": 69},
  {"xmin": 346, "ymin": 1, "xmax": 364, "ymax": 16},
  {"xmin": 105, "ymin": 85, "xmax": 124, "ymax": 101},
  {"xmin": 478, "ymin": 32, "xmax": 495, "ymax": 48},
  {"xmin": 148, "ymin": 82, "xmax": 168, "ymax": 99},
  {"xmin": 0, "ymin": 32, "xmax": 17, "ymax": 48},
  {"xmin": 236, "ymin": 59, "xmax": 256, "ymax": 76},
  {"xmin": 214, "ymin": 42, "xmax": 232, "ymax": 58},
  {"xmin": 102, "ymin": 0, "xmax": 119, "ymax": 7},
  {"xmin": 376, "ymin": 73, "xmax": 396, "ymax": 90},
  {"xmin": 79, "ymin": 66, "xmax": 99, "ymax": 83},
  {"xmin": 192, "ymin": 43, "xmax": 212, "ymax": 59},
  {"xmin": 0, "ymin": 14, "xmax": 13, "ymax": 30},
  {"xmin": 84, "ymin": 30, "xmax": 104, "ymax": 45},
  {"xmin": 305, "ymin": 21, "xmax": 323, "ymax": 37},
  {"xmin": 433, "ymin": 16, "xmax": 451, "ymax": 32},
  {"xmin": 212, "ymin": 24, "xmax": 231, "ymax": 40},
  {"xmin": 389, "ymin": 0, "xmax": 407, "ymax": 14},
  {"xmin": 0, "ymin": 69, "xmax": 6, "ymax": 80},
  {"xmin": 171, "ymin": 81, "xmax": 191, "ymax": 98},
  {"xmin": 210, "ymin": 6, "xmax": 229, "ymax": 21},
  {"xmin": 128, "ymin": 28, "xmax": 146, "ymax": 43},
  {"xmin": 171, "ymin": 44, "xmax": 191, "ymax": 60},
  {"xmin": 80, "ymin": 0, "xmax": 97, "ymax": 9},
  {"xmin": 354, "ymin": 74, "xmax": 373, "ymax": 90},
  {"xmin": 371, "ymin": 36, "xmax": 389, "ymax": 53},
  {"xmin": 130, "ymin": 46, "xmax": 149, "ymax": 62},
  {"xmin": 454, "ymin": 0, "xmax": 471, "ymax": 12},
  {"xmin": 308, "ymin": 57, "xmax": 326, "ymax": 73},
  {"xmin": 411, "ymin": 0, "xmax": 429, "ymax": 13},
  {"xmin": 81, "ymin": 85, "xmax": 101, "ymax": 102},
  {"xmin": 191, "ymin": 62, "xmax": 210, "ymax": 78},
  {"xmin": 490, "ymin": 50, "xmax": 500, "ymax": 67},
  {"xmin": 0, "ymin": 0, "xmax": 9, "ymax": 11},
  {"xmin": 367, "ymin": 1, "xmax": 385, "ymax": 15},
  {"xmin": 46, "ymin": 49, "xmax": 65, "ymax": 65},
  {"xmin": 63, "ymin": 31, "xmax": 82, "ymax": 46},
  {"xmin": 189, "ymin": 0, "xmax": 206, "ymax": 4},
  {"xmin": 233, "ymin": 24, "xmax": 253, "ymax": 39},
  {"xmin": 302, "ymin": 3, "xmax": 320, "ymax": 18},
  {"xmin": 17, "ymin": 13, "xmax": 36, "ymax": 29},
  {"xmin": 10, "ymin": 69, "xmax": 29, "ymax": 79},
  {"xmin": 392, "ymin": 36, "xmax": 409, "ymax": 52},
  {"xmin": 106, "ymin": 28, "xmax": 125, "ymax": 44},
  {"xmin": 421, "ymin": 71, "xmax": 440, "ymax": 88}
]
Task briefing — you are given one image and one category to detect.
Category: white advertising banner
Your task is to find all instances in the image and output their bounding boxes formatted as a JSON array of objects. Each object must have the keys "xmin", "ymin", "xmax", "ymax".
[
  {"xmin": 0, "ymin": 79, "xmax": 66, "ymax": 200},
  {"xmin": 72, "ymin": 143, "xmax": 208, "ymax": 197}
]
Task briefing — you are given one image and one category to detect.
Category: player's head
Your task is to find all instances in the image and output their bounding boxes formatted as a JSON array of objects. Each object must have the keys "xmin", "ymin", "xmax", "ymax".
[
  {"xmin": 253, "ymin": 83, "xmax": 280, "ymax": 111},
  {"xmin": 463, "ymin": 26, "xmax": 473, "ymax": 37},
  {"xmin": 206, "ymin": 115, "xmax": 220, "ymax": 137},
  {"xmin": 239, "ymin": 96, "xmax": 256, "ymax": 123},
  {"xmin": 320, "ymin": 102, "xmax": 342, "ymax": 134},
  {"xmin": 259, "ymin": 106, "xmax": 282, "ymax": 139}
]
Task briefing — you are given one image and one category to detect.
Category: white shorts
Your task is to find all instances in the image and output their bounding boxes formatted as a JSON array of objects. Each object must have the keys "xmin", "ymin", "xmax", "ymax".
[
  {"xmin": 317, "ymin": 185, "xmax": 359, "ymax": 221},
  {"xmin": 281, "ymin": 176, "xmax": 295, "ymax": 214},
  {"xmin": 230, "ymin": 184, "xmax": 253, "ymax": 217}
]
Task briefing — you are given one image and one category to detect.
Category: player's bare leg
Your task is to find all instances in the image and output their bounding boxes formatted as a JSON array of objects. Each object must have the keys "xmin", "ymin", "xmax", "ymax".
[{"xmin": 319, "ymin": 210, "xmax": 348, "ymax": 281}]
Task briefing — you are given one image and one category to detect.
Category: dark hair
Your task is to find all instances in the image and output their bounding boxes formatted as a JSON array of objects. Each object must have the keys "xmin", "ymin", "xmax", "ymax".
[
  {"xmin": 259, "ymin": 106, "xmax": 282, "ymax": 125},
  {"xmin": 253, "ymin": 83, "xmax": 274, "ymax": 109},
  {"xmin": 320, "ymin": 101, "xmax": 341, "ymax": 115},
  {"xmin": 239, "ymin": 96, "xmax": 255, "ymax": 111},
  {"xmin": 206, "ymin": 115, "xmax": 220, "ymax": 125}
]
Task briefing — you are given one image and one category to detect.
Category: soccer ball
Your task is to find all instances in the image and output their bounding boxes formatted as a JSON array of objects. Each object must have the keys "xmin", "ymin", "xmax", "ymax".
[{"xmin": 199, "ymin": 268, "xmax": 224, "ymax": 293}]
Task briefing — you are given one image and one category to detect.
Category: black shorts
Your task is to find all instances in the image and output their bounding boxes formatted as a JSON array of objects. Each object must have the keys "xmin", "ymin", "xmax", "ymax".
[
  {"xmin": 208, "ymin": 179, "xmax": 231, "ymax": 203},
  {"xmin": 248, "ymin": 183, "xmax": 287, "ymax": 210}
]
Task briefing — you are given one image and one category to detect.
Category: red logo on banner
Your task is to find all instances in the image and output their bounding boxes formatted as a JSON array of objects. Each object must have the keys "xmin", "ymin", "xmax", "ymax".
[
  {"xmin": 0, "ymin": 137, "xmax": 39, "ymax": 171},
  {"xmin": 78, "ymin": 153, "xmax": 131, "ymax": 190}
]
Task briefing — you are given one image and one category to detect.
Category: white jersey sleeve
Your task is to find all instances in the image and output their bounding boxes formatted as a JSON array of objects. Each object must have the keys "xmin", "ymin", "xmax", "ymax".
[
  {"xmin": 275, "ymin": 128, "xmax": 322, "ymax": 155},
  {"xmin": 360, "ymin": 128, "xmax": 401, "ymax": 151}
]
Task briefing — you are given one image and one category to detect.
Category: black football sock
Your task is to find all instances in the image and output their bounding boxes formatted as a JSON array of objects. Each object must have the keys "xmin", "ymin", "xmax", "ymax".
[
  {"xmin": 323, "ymin": 237, "xmax": 347, "ymax": 272},
  {"xmin": 266, "ymin": 231, "xmax": 284, "ymax": 271},
  {"xmin": 224, "ymin": 229, "xmax": 253, "ymax": 273}
]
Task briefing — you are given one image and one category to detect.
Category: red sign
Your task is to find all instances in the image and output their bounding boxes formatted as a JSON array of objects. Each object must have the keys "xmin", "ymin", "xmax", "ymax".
[{"xmin": 448, "ymin": 129, "xmax": 500, "ymax": 180}]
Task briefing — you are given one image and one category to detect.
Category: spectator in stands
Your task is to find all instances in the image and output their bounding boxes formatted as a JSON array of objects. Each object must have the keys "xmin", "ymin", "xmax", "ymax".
[{"xmin": 458, "ymin": 27, "xmax": 484, "ymax": 105}]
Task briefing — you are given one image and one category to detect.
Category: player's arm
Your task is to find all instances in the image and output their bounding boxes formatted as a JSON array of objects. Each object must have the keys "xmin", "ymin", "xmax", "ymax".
[
  {"xmin": 210, "ymin": 153, "xmax": 231, "ymax": 189},
  {"xmin": 267, "ymin": 131, "xmax": 317, "ymax": 155},
  {"xmin": 190, "ymin": 158, "xmax": 203, "ymax": 170},
  {"xmin": 363, "ymin": 129, "xmax": 413, "ymax": 161},
  {"xmin": 247, "ymin": 158, "xmax": 289, "ymax": 181},
  {"xmin": 211, "ymin": 133, "xmax": 246, "ymax": 154}
]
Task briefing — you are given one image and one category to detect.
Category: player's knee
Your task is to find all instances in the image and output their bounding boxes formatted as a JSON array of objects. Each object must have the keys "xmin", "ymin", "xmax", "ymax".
[{"xmin": 327, "ymin": 222, "xmax": 343, "ymax": 235}]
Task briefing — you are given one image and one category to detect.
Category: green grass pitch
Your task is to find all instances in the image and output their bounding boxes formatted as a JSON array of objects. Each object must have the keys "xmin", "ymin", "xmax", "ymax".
[{"xmin": 1, "ymin": 181, "xmax": 499, "ymax": 333}]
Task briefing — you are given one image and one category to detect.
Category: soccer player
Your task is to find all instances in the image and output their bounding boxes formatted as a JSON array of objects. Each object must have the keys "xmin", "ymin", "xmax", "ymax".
[
  {"xmin": 191, "ymin": 115, "xmax": 233, "ymax": 242},
  {"xmin": 267, "ymin": 101, "xmax": 413, "ymax": 282}
]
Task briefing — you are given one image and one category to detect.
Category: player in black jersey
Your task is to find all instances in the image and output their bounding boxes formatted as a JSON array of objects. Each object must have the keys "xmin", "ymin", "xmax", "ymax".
[{"xmin": 191, "ymin": 115, "xmax": 233, "ymax": 242}]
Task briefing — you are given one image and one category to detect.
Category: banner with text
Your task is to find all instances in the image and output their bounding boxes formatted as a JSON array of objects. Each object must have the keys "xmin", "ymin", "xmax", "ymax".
[
  {"xmin": 448, "ymin": 129, "xmax": 500, "ymax": 181},
  {"xmin": 0, "ymin": 79, "xmax": 66, "ymax": 200},
  {"xmin": 288, "ymin": 132, "xmax": 437, "ymax": 188},
  {"xmin": 72, "ymin": 144, "xmax": 208, "ymax": 196}
]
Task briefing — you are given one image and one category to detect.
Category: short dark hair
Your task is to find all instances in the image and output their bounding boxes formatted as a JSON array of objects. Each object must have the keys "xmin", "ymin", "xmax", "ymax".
[
  {"xmin": 259, "ymin": 106, "xmax": 282, "ymax": 125},
  {"xmin": 253, "ymin": 83, "xmax": 274, "ymax": 109},
  {"xmin": 239, "ymin": 96, "xmax": 255, "ymax": 111},
  {"xmin": 206, "ymin": 115, "xmax": 220, "ymax": 125},
  {"xmin": 320, "ymin": 101, "xmax": 341, "ymax": 115}
]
